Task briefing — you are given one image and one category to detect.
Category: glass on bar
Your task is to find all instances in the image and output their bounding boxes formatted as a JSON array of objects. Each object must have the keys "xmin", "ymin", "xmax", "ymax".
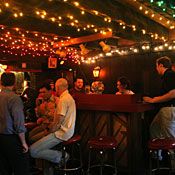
[{"xmin": 85, "ymin": 85, "xmax": 91, "ymax": 94}]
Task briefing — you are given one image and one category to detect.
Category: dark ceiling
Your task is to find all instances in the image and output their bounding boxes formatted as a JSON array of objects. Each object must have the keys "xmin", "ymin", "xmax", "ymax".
[{"xmin": 0, "ymin": 0, "xmax": 172, "ymax": 69}]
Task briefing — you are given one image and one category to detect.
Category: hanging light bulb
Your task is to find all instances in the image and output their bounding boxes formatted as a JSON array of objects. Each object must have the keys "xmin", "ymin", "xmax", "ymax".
[
  {"xmin": 99, "ymin": 41, "xmax": 111, "ymax": 52},
  {"xmin": 79, "ymin": 44, "xmax": 89, "ymax": 55}
]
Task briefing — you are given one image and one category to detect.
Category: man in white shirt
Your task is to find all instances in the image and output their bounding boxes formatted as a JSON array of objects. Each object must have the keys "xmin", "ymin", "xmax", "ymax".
[{"xmin": 30, "ymin": 78, "xmax": 76, "ymax": 167}]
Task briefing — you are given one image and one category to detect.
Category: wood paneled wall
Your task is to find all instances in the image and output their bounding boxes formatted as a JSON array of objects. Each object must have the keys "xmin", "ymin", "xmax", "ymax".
[{"xmin": 33, "ymin": 51, "xmax": 175, "ymax": 96}]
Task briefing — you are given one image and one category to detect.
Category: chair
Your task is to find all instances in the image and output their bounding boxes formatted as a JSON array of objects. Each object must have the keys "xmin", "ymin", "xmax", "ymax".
[
  {"xmin": 87, "ymin": 136, "xmax": 117, "ymax": 175},
  {"xmin": 148, "ymin": 138, "xmax": 175, "ymax": 175},
  {"xmin": 54, "ymin": 134, "xmax": 83, "ymax": 175}
]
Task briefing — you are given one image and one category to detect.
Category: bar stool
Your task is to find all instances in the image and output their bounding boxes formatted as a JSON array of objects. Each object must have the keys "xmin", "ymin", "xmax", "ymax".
[
  {"xmin": 24, "ymin": 122, "xmax": 37, "ymax": 130},
  {"xmin": 54, "ymin": 134, "xmax": 83, "ymax": 175},
  {"xmin": 87, "ymin": 136, "xmax": 117, "ymax": 175},
  {"xmin": 148, "ymin": 138, "xmax": 175, "ymax": 175}
]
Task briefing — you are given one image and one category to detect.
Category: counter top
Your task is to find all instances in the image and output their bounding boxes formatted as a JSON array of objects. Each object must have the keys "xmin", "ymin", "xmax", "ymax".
[{"xmin": 74, "ymin": 94, "xmax": 154, "ymax": 112}]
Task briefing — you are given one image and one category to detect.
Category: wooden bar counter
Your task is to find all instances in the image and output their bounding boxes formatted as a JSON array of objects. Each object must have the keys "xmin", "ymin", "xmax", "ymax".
[{"xmin": 74, "ymin": 94, "xmax": 154, "ymax": 175}]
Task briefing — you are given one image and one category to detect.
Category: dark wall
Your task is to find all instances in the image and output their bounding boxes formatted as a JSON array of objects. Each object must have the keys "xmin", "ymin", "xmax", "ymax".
[
  {"xmin": 33, "ymin": 51, "xmax": 175, "ymax": 96},
  {"xmin": 79, "ymin": 51, "xmax": 175, "ymax": 96}
]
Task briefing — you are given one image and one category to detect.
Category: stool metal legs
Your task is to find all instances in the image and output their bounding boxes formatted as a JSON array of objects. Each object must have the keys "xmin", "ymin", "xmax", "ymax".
[
  {"xmin": 113, "ymin": 148, "xmax": 117, "ymax": 175},
  {"xmin": 58, "ymin": 142, "xmax": 83, "ymax": 175},
  {"xmin": 87, "ymin": 147, "xmax": 117, "ymax": 175},
  {"xmin": 149, "ymin": 150, "xmax": 175, "ymax": 175}
]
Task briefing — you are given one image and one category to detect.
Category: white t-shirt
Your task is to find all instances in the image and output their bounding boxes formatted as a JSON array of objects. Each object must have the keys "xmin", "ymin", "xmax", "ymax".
[
  {"xmin": 54, "ymin": 90, "xmax": 76, "ymax": 141},
  {"xmin": 116, "ymin": 90, "xmax": 134, "ymax": 95}
]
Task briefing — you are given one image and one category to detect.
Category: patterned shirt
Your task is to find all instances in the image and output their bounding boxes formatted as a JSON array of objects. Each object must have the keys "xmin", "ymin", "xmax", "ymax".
[{"xmin": 36, "ymin": 95, "xmax": 58, "ymax": 123}]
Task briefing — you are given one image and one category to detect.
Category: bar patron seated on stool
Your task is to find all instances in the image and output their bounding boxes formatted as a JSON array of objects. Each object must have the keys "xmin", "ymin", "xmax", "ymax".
[{"xmin": 30, "ymin": 78, "xmax": 76, "ymax": 175}]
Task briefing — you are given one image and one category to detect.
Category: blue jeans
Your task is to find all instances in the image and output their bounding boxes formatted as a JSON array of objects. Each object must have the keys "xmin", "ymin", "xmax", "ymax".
[
  {"xmin": 150, "ymin": 107, "xmax": 175, "ymax": 139},
  {"xmin": 30, "ymin": 133, "xmax": 63, "ymax": 163}
]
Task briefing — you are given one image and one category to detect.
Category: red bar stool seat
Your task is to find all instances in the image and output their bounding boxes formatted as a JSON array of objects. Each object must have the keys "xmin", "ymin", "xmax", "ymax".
[
  {"xmin": 24, "ymin": 122, "xmax": 37, "ymax": 130},
  {"xmin": 54, "ymin": 134, "xmax": 83, "ymax": 175},
  {"xmin": 87, "ymin": 136, "xmax": 117, "ymax": 175},
  {"xmin": 148, "ymin": 138, "xmax": 175, "ymax": 175}
]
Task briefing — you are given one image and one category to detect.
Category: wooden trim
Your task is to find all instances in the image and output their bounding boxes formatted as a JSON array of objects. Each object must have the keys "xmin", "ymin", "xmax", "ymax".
[{"xmin": 53, "ymin": 32, "xmax": 112, "ymax": 48}]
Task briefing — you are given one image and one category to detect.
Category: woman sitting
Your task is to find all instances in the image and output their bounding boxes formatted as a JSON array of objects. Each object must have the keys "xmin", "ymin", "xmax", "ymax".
[{"xmin": 116, "ymin": 76, "xmax": 134, "ymax": 95}]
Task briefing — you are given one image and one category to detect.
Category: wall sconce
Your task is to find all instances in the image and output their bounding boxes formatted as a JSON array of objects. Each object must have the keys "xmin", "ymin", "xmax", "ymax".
[
  {"xmin": 79, "ymin": 44, "xmax": 89, "ymax": 55},
  {"xmin": 93, "ymin": 66, "xmax": 101, "ymax": 78},
  {"xmin": 99, "ymin": 41, "xmax": 111, "ymax": 52}
]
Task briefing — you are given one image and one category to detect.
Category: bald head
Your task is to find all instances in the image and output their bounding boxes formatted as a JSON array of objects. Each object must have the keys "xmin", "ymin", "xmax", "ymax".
[{"xmin": 55, "ymin": 78, "xmax": 68, "ymax": 96}]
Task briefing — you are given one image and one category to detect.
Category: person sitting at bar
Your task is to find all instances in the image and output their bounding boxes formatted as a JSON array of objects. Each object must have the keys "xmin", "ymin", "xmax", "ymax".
[
  {"xmin": 29, "ymin": 81, "xmax": 58, "ymax": 143},
  {"xmin": 69, "ymin": 77, "xmax": 85, "ymax": 96},
  {"xmin": 116, "ymin": 76, "xmax": 134, "ymax": 95},
  {"xmin": 30, "ymin": 78, "xmax": 76, "ymax": 170}
]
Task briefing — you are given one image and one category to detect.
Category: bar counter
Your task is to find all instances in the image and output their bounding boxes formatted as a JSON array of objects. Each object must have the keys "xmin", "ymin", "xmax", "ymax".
[{"xmin": 74, "ymin": 94, "xmax": 154, "ymax": 174}]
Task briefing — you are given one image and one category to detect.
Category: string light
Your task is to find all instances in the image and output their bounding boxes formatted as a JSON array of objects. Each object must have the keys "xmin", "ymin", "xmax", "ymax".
[
  {"xmin": 0, "ymin": 0, "xmax": 167, "ymax": 41},
  {"xmin": 60, "ymin": 0, "xmax": 167, "ymax": 41},
  {"xmin": 81, "ymin": 41, "xmax": 175, "ymax": 64}
]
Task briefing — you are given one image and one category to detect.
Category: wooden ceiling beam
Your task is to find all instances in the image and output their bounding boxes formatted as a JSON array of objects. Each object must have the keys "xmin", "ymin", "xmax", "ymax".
[{"xmin": 53, "ymin": 32, "xmax": 112, "ymax": 48}]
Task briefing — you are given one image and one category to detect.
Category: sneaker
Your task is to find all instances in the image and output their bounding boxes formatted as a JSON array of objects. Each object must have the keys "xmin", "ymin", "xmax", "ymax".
[{"xmin": 57, "ymin": 152, "xmax": 70, "ymax": 168}]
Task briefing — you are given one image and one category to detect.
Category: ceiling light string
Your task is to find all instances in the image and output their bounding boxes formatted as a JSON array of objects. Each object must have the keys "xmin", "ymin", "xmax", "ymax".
[
  {"xmin": 132, "ymin": 0, "xmax": 175, "ymax": 30},
  {"xmin": 0, "ymin": 0, "xmax": 111, "ymax": 34},
  {"xmin": 60, "ymin": 0, "xmax": 167, "ymax": 41},
  {"xmin": 147, "ymin": 0, "xmax": 175, "ymax": 19},
  {"xmin": 0, "ymin": 0, "xmax": 165, "ymax": 40},
  {"xmin": 82, "ymin": 41, "xmax": 175, "ymax": 64}
]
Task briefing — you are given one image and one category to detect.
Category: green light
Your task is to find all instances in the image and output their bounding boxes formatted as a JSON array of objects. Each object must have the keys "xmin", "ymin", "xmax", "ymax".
[
  {"xmin": 173, "ymin": 14, "xmax": 175, "ymax": 18},
  {"xmin": 163, "ymin": 8, "xmax": 166, "ymax": 11},
  {"xmin": 157, "ymin": 1, "xmax": 165, "ymax": 7},
  {"xmin": 157, "ymin": 2, "xmax": 162, "ymax": 6},
  {"xmin": 150, "ymin": 0, "xmax": 154, "ymax": 3}
]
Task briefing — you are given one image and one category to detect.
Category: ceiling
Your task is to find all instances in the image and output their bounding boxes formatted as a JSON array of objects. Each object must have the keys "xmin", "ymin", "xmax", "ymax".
[{"xmin": 0, "ymin": 0, "xmax": 174, "ymax": 69}]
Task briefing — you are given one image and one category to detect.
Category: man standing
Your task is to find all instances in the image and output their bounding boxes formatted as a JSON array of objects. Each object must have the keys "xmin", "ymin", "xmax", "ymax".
[
  {"xmin": 69, "ymin": 77, "xmax": 85, "ymax": 96},
  {"xmin": 30, "ymin": 78, "xmax": 76, "ymax": 170},
  {"xmin": 143, "ymin": 56, "xmax": 175, "ymax": 139},
  {"xmin": 0, "ymin": 72, "xmax": 29, "ymax": 175}
]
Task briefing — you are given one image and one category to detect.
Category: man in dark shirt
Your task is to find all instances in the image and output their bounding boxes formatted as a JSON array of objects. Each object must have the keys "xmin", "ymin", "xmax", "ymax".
[
  {"xmin": 0, "ymin": 72, "xmax": 29, "ymax": 175},
  {"xmin": 69, "ymin": 77, "xmax": 85, "ymax": 96},
  {"xmin": 143, "ymin": 56, "xmax": 175, "ymax": 139}
]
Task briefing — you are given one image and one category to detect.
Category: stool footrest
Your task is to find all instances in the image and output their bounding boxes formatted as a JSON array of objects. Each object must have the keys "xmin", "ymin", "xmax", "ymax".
[
  {"xmin": 55, "ymin": 159, "xmax": 82, "ymax": 171},
  {"xmin": 87, "ymin": 164, "xmax": 117, "ymax": 175},
  {"xmin": 151, "ymin": 167, "xmax": 171, "ymax": 173}
]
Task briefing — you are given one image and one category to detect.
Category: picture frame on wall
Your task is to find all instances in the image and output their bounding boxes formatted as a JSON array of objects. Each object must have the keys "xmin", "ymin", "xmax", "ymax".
[{"xmin": 48, "ymin": 57, "xmax": 57, "ymax": 68}]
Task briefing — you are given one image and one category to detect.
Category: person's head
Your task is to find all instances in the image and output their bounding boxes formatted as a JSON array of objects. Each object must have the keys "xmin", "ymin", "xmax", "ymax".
[
  {"xmin": 74, "ymin": 77, "xmax": 84, "ymax": 91},
  {"xmin": 43, "ymin": 79, "xmax": 55, "ymax": 91},
  {"xmin": 38, "ymin": 81, "xmax": 52, "ymax": 100},
  {"xmin": 55, "ymin": 78, "xmax": 68, "ymax": 96},
  {"xmin": 1, "ymin": 72, "xmax": 15, "ymax": 87},
  {"xmin": 50, "ymin": 81, "xmax": 55, "ymax": 91},
  {"xmin": 156, "ymin": 56, "xmax": 172, "ymax": 75},
  {"xmin": 116, "ymin": 76, "xmax": 131, "ymax": 92}
]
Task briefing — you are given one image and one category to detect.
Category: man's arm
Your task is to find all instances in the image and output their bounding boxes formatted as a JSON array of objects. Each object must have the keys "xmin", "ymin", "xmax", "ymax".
[
  {"xmin": 18, "ymin": 133, "xmax": 28, "ymax": 153},
  {"xmin": 143, "ymin": 89, "xmax": 175, "ymax": 103},
  {"xmin": 48, "ymin": 114, "xmax": 64, "ymax": 133}
]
